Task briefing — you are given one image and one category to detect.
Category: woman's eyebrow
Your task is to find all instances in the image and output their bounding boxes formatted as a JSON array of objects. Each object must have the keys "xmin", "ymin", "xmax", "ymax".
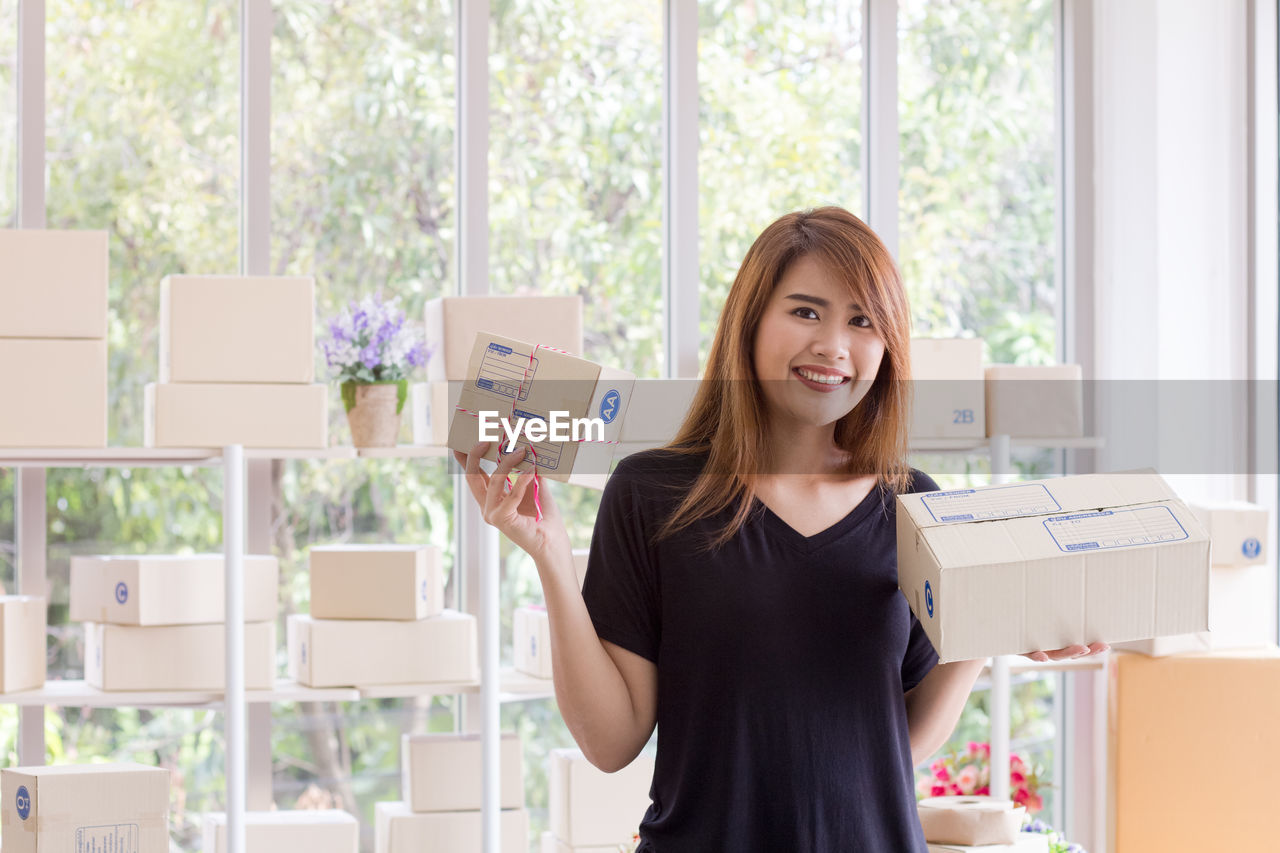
[{"xmin": 784, "ymin": 293, "xmax": 865, "ymax": 311}]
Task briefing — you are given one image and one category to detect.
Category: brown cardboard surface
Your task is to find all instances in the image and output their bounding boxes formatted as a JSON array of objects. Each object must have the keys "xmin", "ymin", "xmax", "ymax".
[
  {"xmin": 549, "ymin": 749, "xmax": 653, "ymax": 848},
  {"xmin": 84, "ymin": 621, "xmax": 275, "ymax": 691},
  {"xmin": 0, "ymin": 596, "xmax": 46, "ymax": 693},
  {"xmin": 145, "ymin": 382, "xmax": 328, "ymax": 448},
  {"xmin": 909, "ymin": 338, "xmax": 985, "ymax": 439},
  {"xmin": 70, "ymin": 554, "xmax": 278, "ymax": 625},
  {"xmin": 0, "ymin": 230, "xmax": 108, "ymax": 339},
  {"xmin": 375, "ymin": 803, "xmax": 527, "ymax": 853},
  {"xmin": 0, "ymin": 338, "xmax": 107, "ymax": 447},
  {"xmin": 400, "ymin": 732, "xmax": 523, "ymax": 812},
  {"xmin": 202, "ymin": 809, "xmax": 358, "ymax": 853},
  {"xmin": 984, "ymin": 364, "xmax": 1084, "ymax": 438},
  {"xmin": 514, "ymin": 606, "xmax": 551, "ymax": 679},
  {"xmin": 424, "ymin": 295, "xmax": 582, "ymax": 381},
  {"xmin": 287, "ymin": 611, "xmax": 477, "ymax": 687},
  {"xmin": 1188, "ymin": 500, "xmax": 1268, "ymax": 567},
  {"xmin": 309, "ymin": 545, "xmax": 444, "ymax": 620}
]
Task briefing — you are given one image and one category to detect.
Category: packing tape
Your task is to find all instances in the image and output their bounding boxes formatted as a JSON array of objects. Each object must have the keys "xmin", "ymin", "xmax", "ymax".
[{"xmin": 917, "ymin": 796, "xmax": 1026, "ymax": 846}]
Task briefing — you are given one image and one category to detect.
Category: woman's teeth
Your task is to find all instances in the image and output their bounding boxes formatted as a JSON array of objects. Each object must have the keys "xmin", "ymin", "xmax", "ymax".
[{"xmin": 794, "ymin": 368, "xmax": 847, "ymax": 385}]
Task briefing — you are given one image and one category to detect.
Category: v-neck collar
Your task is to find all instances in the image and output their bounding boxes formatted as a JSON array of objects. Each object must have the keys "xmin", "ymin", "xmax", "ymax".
[{"xmin": 753, "ymin": 482, "xmax": 887, "ymax": 554}]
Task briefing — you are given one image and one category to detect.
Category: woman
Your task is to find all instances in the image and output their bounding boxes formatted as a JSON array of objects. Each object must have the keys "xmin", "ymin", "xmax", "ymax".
[{"xmin": 455, "ymin": 206, "xmax": 1107, "ymax": 852}]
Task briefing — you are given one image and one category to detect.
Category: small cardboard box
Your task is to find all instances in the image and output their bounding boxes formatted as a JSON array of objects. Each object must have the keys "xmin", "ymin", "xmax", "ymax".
[
  {"xmin": 1, "ymin": 763, "xmax": 170, "ymax": 853},
  {"xmin": 927, "ymin": 837, "xmax": 1048, "ymax": 853},
  {"xmin": 160, "ymin": 275, "xmax": 315, "ymax": 383},
  {"xmin": 1108, "ymin": 648, "xmax": 1280, "ymax": 853},
  {"xmin": 540, "ymin": 832, "xmax": 624, "ymax": 853},
  {"xmin": 70, "ymin": 554, "xmax": 278, "ymax": 626},
  {"xmin": 983, "ymin": 364, "xmax": 1084, "ymax": 438},
  {"xmin": 549, "ymin": 749, "xmax": 653, "ymax": 848},
  {"xmin": 1188, "ymin": 500, "xmax": 1268, "ymax": 566},
  {"xmin": 514, "ymin": 605, "xmax": 551, "ymax": 679},
  {"xmin": 896, "ymin": 470, "xmax": 1211, "ymax": 662},
  {"xmin": 0, "ymin": 229, "xmax": 108, "ymax": 339},
  {"xmin": 287, "ymin": 611, "xmax": 477, "ymax": 687},
  {"xmin": 446, "ymin": 333, "xmax": 634, "ymax": 488},
  {"xmin": 85, "ymin": 621, "xmax": 275, "ymax": 691},
  {"xmin": 0, "ymin": 596, "xmax": 47, "ymax": 693},
  {"xmin": 401, "ymin": 732, "xmax": 524, "ymax": 812},
  {"xmin": 309, "ymin": 544, "xmax": 444, "ymax": 621},
  {"xmin": 145, "ymin": 382, "xmax": 328, "ymax": 448},
  {"xmin": 201, "ymin": 809, "xmax": 358, "ymax": 853},
  {"xmin": 375, "ymin": 802, "xmax": 528, "ymax": 853},
  {"xmin": 619, "ymin": 379, "xmax": 699, "ymax": 444},
  {"xmin": 424, "ymin": 295, "xmax": 583, "ymax": 381},
  {"xmin": 909, "ymin": 338, "xmax": 985, "ymax": 439},
  {"xmin": 0, "ymin": 338, "xmax": 107, "ymax": 447},
  {"xmin": 411, "ymin": 381, "xmax": 461, "ymax": 446},
  {"xmin": 571, "ymin": 549, "xmax": 589, "ymax": 590}
]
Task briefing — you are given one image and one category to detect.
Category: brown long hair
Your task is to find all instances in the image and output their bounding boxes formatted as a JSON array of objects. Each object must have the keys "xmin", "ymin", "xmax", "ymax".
[{"xmin": 651, "ymin": 206, "xmax": 914, "ymax": 551}]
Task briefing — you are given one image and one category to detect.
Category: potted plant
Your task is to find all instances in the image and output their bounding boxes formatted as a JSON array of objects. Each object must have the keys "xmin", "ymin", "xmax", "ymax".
[{"xmin": 320, "ymin": 294, "xmax": 430, "ymax": 448}]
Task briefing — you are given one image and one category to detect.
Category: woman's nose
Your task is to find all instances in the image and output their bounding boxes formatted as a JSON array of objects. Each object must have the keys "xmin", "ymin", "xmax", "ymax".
[{"xmin": 811, "ymin": 325, "xmax": 851, "ymax": 360}]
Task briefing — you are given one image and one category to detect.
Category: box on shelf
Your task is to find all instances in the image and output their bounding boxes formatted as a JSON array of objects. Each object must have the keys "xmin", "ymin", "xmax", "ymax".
[
  {"xmin": 927, "ymin": 836, "xmax": 1048, "ymax": 853},
  {"xmin": 550, "ymin": 748, "xmax": 653, "ymax": 848},
  {"xmin": 1, "ymin": 763, "xmax": 169, "ymax": 853},
  {"xmin": 85, "ymin": 621, "xmax": 275, "ymax": 691},
  {"xmin": 1188, "ymin": 500, "xmax": 1268, "ymax": 566},
  {"xmin": 445, "ymin": 333, "xmax": 634, "ymax": 488},
  {"xmin": 70, "ymin": 554, "xmax": 278, "ymax": 626},
  {"xmin": 160, "ymin": 275, "xmax": 315, "ymax": 384},
  {"xmin": 424, "ymin": 295, "xmax": 583, "ymax": 382},
  {"xmin": 401, "ymin": 732, "xmax": 523, "ymax": 812},
  {"xmin": 201, "ymin": 809, "xmax": 358, "ymax": 853},
  {"xmin": 983, "ymin": 364, "xmax": 1084, "ymax": 438},
  {"xmin": 145, "ymin": 382, "xmax": 328, "ymax": 449},
  {"xmin": 287, "ymin": 611, "xmax": 477, "ymax": 688},
  {"xmin": 0, "ymin": 338, "xmax": 107, "ymax": 447},
  {"xmin": 1114, "ymin": 561, "xmax": 1274, "ymax": 655},
  {"xmin": 1108, "ymin": 647, "xmax": 1280, "ymax": 853},
  {"xmin": 909, "ymin": 338, "xmax": 985, "ymax": 439},
  {"xmin": 374, "ymin": 802, "xmax": 527, "ymax": 853},
  {"xmin": 411, "ymin": 381, "xmax": 462, "ymax": 446},
  {"xmin": 619, "ymin": 379, "xmax": 699, "ymax": 444},
  {"xmin": 0, "ymin": 229, "xmax": 108, "ymax": 339},
  {"xmin": 309, "ymin": 545, "xmax": 444, "ymax": 621},
  {"xmin": 896, "ymin": 470, "xmax": 1210, "ymax": 662},
  {"xmin": 540, "ymin": 832, "xmax": 626, "ymax": 853},
  {"xmin": 571, "ymin": 549, "xmax": 589, "ymax": 590},
  {"xmin": 0, "ymin": 596, "xmax": 46, "ymax": 693},
  {"xmin": 514, "ymin": 605, "xmax": 552, "ymax": 680}
]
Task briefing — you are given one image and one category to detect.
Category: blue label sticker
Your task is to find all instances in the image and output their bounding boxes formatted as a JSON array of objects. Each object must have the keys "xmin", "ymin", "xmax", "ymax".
[
  {"xmin": 599, "ymin": 389, "xmax": 622, "ymax": 424},
  {"xmin": 1243, "ymin": 537, "xmax": 1262, "ymax": 559},
  {"xmin": 421, "ymin": 580, "xmax": 428, "ymax": 601},
  {"xmin": 530, "ymin": 635, "xmax": 538, "ymax": 656},
  {"xmin": 15, "ymin": 785, "xmax": 30, "ymax": 820},
  {"xmin": 301, "ymin": 642, "xmax": 307, "ymax": 665},
  {"xmin": 115, "ymin": 582, "xmax": 128, "ymax": 605},
  {"xmin": 924, "ymin": 580, "xmax": 934, "ymax": 618}
]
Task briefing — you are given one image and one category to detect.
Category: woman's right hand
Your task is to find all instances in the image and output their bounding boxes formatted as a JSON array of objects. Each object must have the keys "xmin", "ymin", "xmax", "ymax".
[{"xmin": 453, "ymin": 441, "xmax": 571, "ymax": 568}]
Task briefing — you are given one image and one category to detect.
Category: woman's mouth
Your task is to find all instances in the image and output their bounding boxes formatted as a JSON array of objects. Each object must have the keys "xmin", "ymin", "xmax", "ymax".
[{"xmin": 792, "ymin": 367, "xmax": 851, "ymax": 392}]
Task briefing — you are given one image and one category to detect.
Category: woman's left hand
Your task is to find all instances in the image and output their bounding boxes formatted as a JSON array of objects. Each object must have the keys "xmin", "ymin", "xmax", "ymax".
[{"xmin": 1020, "ymin": 641, "xmax": 1110, "ymax": 663}]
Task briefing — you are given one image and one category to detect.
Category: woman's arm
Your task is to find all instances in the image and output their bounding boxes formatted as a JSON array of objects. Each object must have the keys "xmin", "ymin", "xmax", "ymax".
[{"xmin": 904, "ymin": 659, "xmax": 985, "ymax": 767}]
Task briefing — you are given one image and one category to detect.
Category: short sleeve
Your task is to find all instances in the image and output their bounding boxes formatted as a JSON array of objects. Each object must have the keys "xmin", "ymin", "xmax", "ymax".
[
  {"xmin": 580, "ymin": 460, "xmax": 662, "ymax": 664},
  {"xmin": 901, "ymin": 612, "xmax": 939, "ymax": 692}
]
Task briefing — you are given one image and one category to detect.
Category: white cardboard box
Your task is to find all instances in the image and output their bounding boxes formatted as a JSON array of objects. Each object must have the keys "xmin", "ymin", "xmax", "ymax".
[
  {"xmin": 910, "ymin": 338, "xmax": 986, "ymax": 439},
  {"xmin": 514, "ymin": 605, "xmax": 552, "ymax": 679},
  {"xmin": 1, "ymin": 763, "xmax": 169, "ymax": 853},
  {"xmin": 928, "ymin": 836, "xmax": 1048, "ymax": 853},
  {"xmin": 1188, "ymin": 500, "xmax": 1268, "ymax": 567},
  {"xmin": 287, "ymin": 611, "xmax": 477, "ymax": 687},
  {"xmin": 424, "ymin": 295, "xmax": 583, "ymax": 381},
  {"xmin": 983, "ymin": 364, "xmax": 1084, "ymax": 438},
  {"xmin": 0, "ymin": 596, "xmax": 46, "ymax": 693},
  {"xmin": 201, "ymin": 809, "xmax": 358, "ymax": 853},
  {"xmin": 0, "ymin": 229, "xmax": 108, "ymax": 339},
  {"xmin": 411, "ymin": 381, "xmax": 461, "ymax": 446},
  {"xmin": 375, "ymin": 802, "xmax": 528, "ymax": 853},
  {"xmin": 1114, "ymin": 562, "xmax": 1275, "ymax": 655},
  {"xmin": 540, "ymin": 831, "xmax": 624, "ymax": 853},
  {"xmin": 160, "ymin": 275, "xmax": 315, "ymax": 384},
  {"xmin": 571, "ymin": 549, "xmax": 589, "ymax": 590},
  {"xmin": 549, "ymin": 749, "xmax": 653, "ymax": 848},
  {"xmin": 446, "ymin": 333, "xmax": 634, "ymax": 488},
  {"xmin": 309, "ymin": 544, "xmax": 444, "ymax": 621},
  {"xmin": 619, "ymin": 379, "xmax": 699, "ymax": 444},
  {"xmin": 145, "ymin": 382, "xmax": 328, "ymax": 448},
  {"xmin": 896, "ymin": 471, "xmax": 1211, "ymax": 662},
  {"xmin": 85, "ymin": 621, "xmax": 276, "ymax": 691},
  {"xmin": 0, "ymin": 338, "xmax": 107, "ymax": 447},
  {"xmin": 401, "ymin": 732, "xmax": 524, "ymax": 812},
  {"xmin": 70, "ymin": 554, "xmax": 278, "ymax": 625}
]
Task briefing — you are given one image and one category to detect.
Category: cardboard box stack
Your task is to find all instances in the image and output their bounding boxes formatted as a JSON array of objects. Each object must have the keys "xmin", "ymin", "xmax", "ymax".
[
  {"xmin": 546, "ymin": 749, "xmax": 653, "ymax": 852},
  {"xmin": 1, "ymin": 763, "xmax": 170, "ymax": 853},
  {"xmin": 513, "ymin": 548, "xmax": 590, "ymax": 681},
  {"xmin": 0, "ymin": 230, "xmax": 109, "ymax": 447},
  {"xmin": 70, "ymin": 554, "xmax": 278, "ymax": 690},
  {"xmin": 201, "ymin": 809, "xmax": 358, "ymax": 853},
  {"xmin": 374, "ymin": 732, "xmax": 528, "ymax": 853},
  {"xmin": 909, "ymin": 338, "xmax": 985, "ymax": 440},
  {"xmin": 288, "ymin": 544, "xmax": 477, "ymax": 687},
  {"xmin": 0, "ymin": 596, "xmax": 47, "ymax": 693},
  {"xmin": 983, "ymin": 364, "xmax": 1084, "ymax": 438},
  {"xmin": 146, "ymin": 275, "xmax": 328, "ymax": 448}
]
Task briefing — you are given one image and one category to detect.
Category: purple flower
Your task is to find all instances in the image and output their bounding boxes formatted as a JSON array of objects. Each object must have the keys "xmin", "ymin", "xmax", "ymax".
[
  {"xmin": 406, "ymin": 342, "xmax": 427, "ymax": 368},
  {"xmin": 360, "ymin": 343, "xmax": 381, "ymax": 369},
  {"xmin": 328, "ymin": 319, "xmax": 347, "ymax": 343}
]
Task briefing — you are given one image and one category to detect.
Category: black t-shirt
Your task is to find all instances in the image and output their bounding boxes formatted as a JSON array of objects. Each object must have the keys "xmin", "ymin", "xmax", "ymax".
[{"xmin": 581, "ymin": 448, "xmax": 941, "ymax": 853}]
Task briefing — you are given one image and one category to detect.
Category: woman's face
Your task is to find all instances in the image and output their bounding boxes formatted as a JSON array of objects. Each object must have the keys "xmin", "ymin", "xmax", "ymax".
[{"xmin": 751, "ymin": 254, "xmax": 886, "ymax": 431}]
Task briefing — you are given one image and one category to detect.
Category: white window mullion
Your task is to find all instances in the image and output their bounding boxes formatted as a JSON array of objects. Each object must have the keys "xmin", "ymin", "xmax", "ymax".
[
  {"xmin": 242, "ymin": 0, "xmax": 271, "ymax": 276},
  {"xmin": 664, "ymin": 0, "xmax": 699, "ymax": 380},
  {"xmin": 862, "ymin": 0, "xmax": 897, "ymax": 258}
]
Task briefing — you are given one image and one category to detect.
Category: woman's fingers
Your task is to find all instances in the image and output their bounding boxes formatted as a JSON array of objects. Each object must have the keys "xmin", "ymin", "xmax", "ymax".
[
  {"xmin": 483, "ymin": 444, "xmax": 531, "ymax": 521},
  {"xmin": 458, "ymin": 442, "xmax": 494, "ymax": 507}
]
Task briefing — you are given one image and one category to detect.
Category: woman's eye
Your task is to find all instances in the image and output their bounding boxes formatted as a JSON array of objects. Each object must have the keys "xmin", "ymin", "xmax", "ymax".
[
  {"xmin": 851, "ymin": 315, "xmax": 872, "ymax": 328},
  {"xmin": 792, "ymin": 307, "xmax": 819, "ymax": 320}
]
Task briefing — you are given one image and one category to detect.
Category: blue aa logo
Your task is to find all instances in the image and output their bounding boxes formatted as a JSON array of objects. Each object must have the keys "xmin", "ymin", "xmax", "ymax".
[
  {"xmin": 15, "ymin": 785, "xmax": 30, "ymax": 820},
  {"xmin": 924, "ymin": 581, "xmax": 934, "ymax": 618},
  {"xmin": 115, "ymin": 582, "xmax": 128, "ymax": 605},
  {"xmin": 599, "ymin": 389, "xmax": 622, "ymax": 424},
  {"xmin": 1243, "ymin": 538, "xmax": 1262, "ymax": 559}
]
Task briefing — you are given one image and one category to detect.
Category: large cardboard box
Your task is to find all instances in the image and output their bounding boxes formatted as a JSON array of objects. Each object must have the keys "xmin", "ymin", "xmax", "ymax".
[
  {"xmin": 514, "ymin": 605, "xmax": 552, "ymax": 679},
  {"xmin": 540, "ymin": 832, "xmax": 624, "ymax": 853},
  {"xmin": 549, "ymin": 749, "xmax": 653, "ymax": 848},
  {"xmin": 375, "ymin": 802, "xmax": 528, "ymax": 853},
  {"xmin": 287, "ymin": 611, "xmax": 477, "ymax": 687},
  {"xmin": 201, "ymin": 809, "xmax": 358, "ymax": 853},
  {"xmin": 85, "ymin": 621, "xmax": 275, "ymax": 691},
  {"xmin": 309, "ymin": 545, "xmax": 444, "ymax": 620},
  {"xmin": 896, "ymin": 471, "xmax": 1210, "ymax": 662},
  {"xmin": 909, "ymin": 338, "xmax": 985, "ymax": 439},
  {"xmin": 983, "ymin": 364, "xmax": 1084, "ymax": 438},
  {"xmin": 0, "ymin": 229, "xmax": 108, "ymax": 339},
  {"xmin": 619, "ymin": 379, "xmax": 699, "ymax": 444},
  {"xmin": 424, "ymin": 295, "xmax": 583, "ymax": 381},
  {"xmin": 0, "ymin": 338, "xmax": 107, "ymax": 447},
  {"xmin": 1108, "ymin": 648, "xmax": 1280, "ymax": 853},
  {"xmin": 0, "ymin": 596, "xmax": 46, "ymax": 693},
  {"xmin": 160, "ymin": 275, "xmax": 315, "ymax": 383},
  {"xmin": 411, "ymin": 381, "xmax": 461, "ymax": 446},
  {"xmin": 1, "ymin": 763, "xmax": 169, "ymax": 853},
  {"xmin": 401, "ymin": 732, "xmax": 523, "ymax": 812},
  {"xmin": 145, "ymin": 382, "xmax": 328, "ymax": 448},
  {"xmin": 446, "ymin": 333, "xmax": 634, "ymax": 487},
  {"xmin": 1188, "ymin": 500, "xmax": 1268, "ymax": 566},
  {"xmin": 70, "ymin": 554, "xmax": 278, "ymax": 626}
]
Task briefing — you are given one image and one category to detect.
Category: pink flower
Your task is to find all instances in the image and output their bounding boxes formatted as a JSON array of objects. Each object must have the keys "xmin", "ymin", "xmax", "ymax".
[
  {"xmin": 1011, "ymin": 755, "xmax": 1027, "ymax": 774},
  {"xmin": 931, "ymin": 785, "xmax": 948, "ymax": 797},
  {"xmin": 933, "ymin": 766, "xmax": 952, "ymax": 783},
  {"xmin": 1011, "ymin": 770, "xmax": 1026, "ymax": 785},
  {"xmin": 956, "ymin": 766, "xmax": 979, "ymax": 794},
  {"xmin": 1013, "ymin": 788, "xmax": 1030, "ymax": 805},
  {"xmin": 948, "ymin": 784, "xmax": 963, "ymax": 795},
  {"xmin": 976, "ymin": 786, "xmax": 990, "ymax": 796}
]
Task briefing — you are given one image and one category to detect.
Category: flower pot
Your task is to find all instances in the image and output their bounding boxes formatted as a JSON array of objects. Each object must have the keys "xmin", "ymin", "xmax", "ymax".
[{"xmin": 341, "ymin": 380, "xmax": 407, "ymax": 448}]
